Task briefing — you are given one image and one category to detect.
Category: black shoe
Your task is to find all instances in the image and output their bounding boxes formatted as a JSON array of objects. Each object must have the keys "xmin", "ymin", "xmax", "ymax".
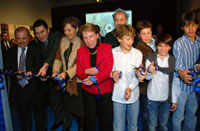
[
  {"xmin": 50, "ymin": 121, "xmax": 63, "ymax": 131},
  {"xmin": 62, "ymin": 128, "xmax": 70, "ymax": 131}
]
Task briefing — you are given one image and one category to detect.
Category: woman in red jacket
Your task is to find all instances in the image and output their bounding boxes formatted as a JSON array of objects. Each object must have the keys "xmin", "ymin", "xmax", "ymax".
[{"xmin": 76, "ymin": 23, "xmax": 114, "ymax": 131}]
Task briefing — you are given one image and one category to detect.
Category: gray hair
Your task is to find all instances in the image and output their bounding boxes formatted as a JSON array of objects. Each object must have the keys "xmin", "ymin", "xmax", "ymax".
[{"xmin": 112, "ymin": 8, "xmax": 129, "ymax": 20}]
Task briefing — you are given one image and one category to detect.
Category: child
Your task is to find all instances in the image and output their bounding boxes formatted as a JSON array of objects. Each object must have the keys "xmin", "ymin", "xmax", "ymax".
[
  {"xmin": 172, "ymin": 11, "xmax": 200, "ymax": 131},
  {"xmin": 145, "ymin": 33, "xmax": 177, "ymax": 131},
  {"xmin": 135, "ymin": 19, "xmax": 156, "ymax": 131},
  {"xmin": 111, "ymin": 24, "xmax": 143, "ymax": 131}
]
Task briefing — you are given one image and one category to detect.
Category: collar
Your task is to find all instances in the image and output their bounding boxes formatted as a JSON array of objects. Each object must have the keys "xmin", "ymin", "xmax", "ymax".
[{"xmin": 183, "ymin": 34, "xmax": 200, "ymax": 43}]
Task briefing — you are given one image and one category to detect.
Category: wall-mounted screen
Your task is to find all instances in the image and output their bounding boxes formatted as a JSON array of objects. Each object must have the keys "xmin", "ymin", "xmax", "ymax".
[{"xmin": 86, "ymin": 10, "xmax": 132, "ymax": 37}]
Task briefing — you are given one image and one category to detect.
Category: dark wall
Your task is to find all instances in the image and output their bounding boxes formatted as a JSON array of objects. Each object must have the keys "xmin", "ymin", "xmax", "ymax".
[{"xmin": 51, "ymin": 0, "xmax": 177, "ymax": 38}]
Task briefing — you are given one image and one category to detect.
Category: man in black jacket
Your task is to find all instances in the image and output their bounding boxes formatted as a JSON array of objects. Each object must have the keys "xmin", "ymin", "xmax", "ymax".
[
  {"xmin": 33, "ymin": 19, "xmax": 64, "ymax": 130},
  {"xmin": 5, "ymin": 27, "xmax": 46, "ymax": 131},
  {"xmin": 103, "ymin": 8, "xmax": 128, "ymax": 48}
]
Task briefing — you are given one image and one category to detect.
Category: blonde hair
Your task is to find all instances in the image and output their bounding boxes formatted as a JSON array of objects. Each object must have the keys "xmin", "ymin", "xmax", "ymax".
[{"xmin": 115, "ymin": 24, "xmax": 136, "ymax": 39}]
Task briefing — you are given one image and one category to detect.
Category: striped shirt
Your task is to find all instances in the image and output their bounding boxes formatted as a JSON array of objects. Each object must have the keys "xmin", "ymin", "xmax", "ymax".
[{"xmin": 173, "ymin": 34, "xmax": 200, "ymax": 92}]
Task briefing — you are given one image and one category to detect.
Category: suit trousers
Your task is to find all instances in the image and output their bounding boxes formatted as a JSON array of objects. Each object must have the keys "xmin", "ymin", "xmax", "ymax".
[
  {"xmin": 42, "ymin": 79, "xmax": 64, "ymax": 124},
  {"xmin": 15, "ymin": 80, "xmax": 46, "ymax": 131}
]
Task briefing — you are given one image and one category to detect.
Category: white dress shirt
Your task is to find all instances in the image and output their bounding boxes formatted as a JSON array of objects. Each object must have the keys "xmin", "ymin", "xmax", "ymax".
[
  {"xmin": 145, "ymin": 54, "xmax": 170, "ymax": 101},
  {"xmin": 112, "ymin": 46, "xmax": 142, "ymax": 104}
]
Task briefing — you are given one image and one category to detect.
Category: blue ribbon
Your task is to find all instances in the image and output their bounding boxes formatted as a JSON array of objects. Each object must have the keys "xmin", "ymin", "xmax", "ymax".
[
  {"xmin": 0, "ymin": 69, "xmax": 67, "ymax": 93},
  {"xmin": 190, "ymin": 70, "xmax": 200, "ymax": 101},
  {"xmin": 154, "ymin": 60, "xmax": 157, "ymax": 71},
  {"xmin": 0, "ymin": 74, "xmax": 5, "ymax": 130},
  {"xmin": 89, "ymin": 76, "xmax": 100, "ymax": 99},
  {"xmin": 139, "ymin": 65, "xmax": 144, "ymax": 76},
  {"xmin": 119, "ymin": 71, "xmax": 122, "ymax": 78}
]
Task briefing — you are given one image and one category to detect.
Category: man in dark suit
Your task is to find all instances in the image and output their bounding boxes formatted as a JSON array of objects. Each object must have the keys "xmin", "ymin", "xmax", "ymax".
[
  {"xmin": 1, "ymin": 32, "xmax": 11, "ymax": 65},
  {"xmin": 5, "ymin": 27, "xmax": 46, "ymax": 131},
  {"xmin": 33, "ymin": 19, "xmax": 64, "ymax": 130}
]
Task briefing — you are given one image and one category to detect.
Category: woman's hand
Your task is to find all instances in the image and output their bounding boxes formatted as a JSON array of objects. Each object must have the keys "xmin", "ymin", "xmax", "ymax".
[
  {"xmin": 57, "ymin": 72, "xmax": 66, "ymax": 79},
  {"xmin": 83, "ymin": 76, "xmax": 94, "ymax": 86},
  {"xmin": 85, "ymin": 67, "xmax": 99, "ymax": 75}
]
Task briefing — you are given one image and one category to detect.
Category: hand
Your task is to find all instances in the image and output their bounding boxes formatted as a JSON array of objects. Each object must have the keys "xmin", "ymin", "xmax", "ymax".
[
  {"xmin": 178, "ymin": 70, "xmax": 193, "ymax": 83},
  {"xmin": 85, "ymin": 67, "xmax": 99, "ymax": 75},
  {"xmin": 147, "ymin": 62, "xmax": 155, "ymax": 73},
  {"xmin": 136, "ymin": 70, "xmax": 146, "ymax": 82},
  {"xmin": 52, "ymin": 72, "xmax": 58, "ymax": 77},
  {"xmin": 83, "ymin": 76, "xmax": 94, "ymax": 86},
  {"xmin": 124, "ymin": 87, "xmax": 131, "ymax": 100},
  {"xmin": 16, "ymin": 70, "xmax": 24, "ymax": 80},
  {"xmin": 112, "ymin": 71, "xmax": 121, "ymax": 82},
  {"xmin": 170, "ymin": 103, "xmax": 177, "ymax": 112},
  {"xmin": 196, "ymin": 64, "xmax": 200, "ymax": 71},
  {"xmin": 26, "ymin": 71, "xmax": 32, "ymax": 80},
  {"xmin": 37, "ymin": 63, "xmax": 48, "ymax": 76},
  {"xmin": 57, "ymin": 72, "xmax": 66, "ymax": 79}
]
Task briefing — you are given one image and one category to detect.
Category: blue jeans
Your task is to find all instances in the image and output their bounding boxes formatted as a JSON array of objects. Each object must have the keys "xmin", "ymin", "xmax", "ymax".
[
  {"xmin": 147, "ymin": 99, "xmax": 170, "ymax": 131},
  {"xmin": 172, "ymin": 90, "xmax": 198, "ymax": 131},
  {"xmin": 113, "ymin": 99, "xmax": 139, "ymax": 131}
]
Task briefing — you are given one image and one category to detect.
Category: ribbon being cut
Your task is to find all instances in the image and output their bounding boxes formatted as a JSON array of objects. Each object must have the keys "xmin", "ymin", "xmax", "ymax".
[
  {"xmin": 0, "ymin": 69, "xmax": 67, "ymax": 93},
  {"xmin": 190, "ymin": 69, "xmax": 200, "ymax": 101}
]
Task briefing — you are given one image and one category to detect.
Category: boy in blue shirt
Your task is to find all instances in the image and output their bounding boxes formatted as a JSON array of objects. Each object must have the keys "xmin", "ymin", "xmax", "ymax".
[{"xmin": 172, "ymin": 11, "xmax": 200, "ymax": 131}]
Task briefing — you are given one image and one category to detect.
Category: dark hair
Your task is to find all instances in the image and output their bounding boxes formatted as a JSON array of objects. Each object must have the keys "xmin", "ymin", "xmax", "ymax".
[
  {"xmin": 116, "ymin": 24, "xmax": 136, "ymax": 39},
  {"xmin": 181, "ymin": 11, "xmax": 199, "ymax": 27},
  {"xmin": 136, "ymin": 19, "xmax": 152, "ymax": 33},
  {"xmin": 62, "ymin": 17, "xmax": 81, "ymax": 29},
  {"xmin": 33, "ymin": 19, "xmax": 48, "ymax": 32},
  {"xmin": 155, "ymin": 33, "xmax": 173, "ymax": 47},
  {"xmin": 112, "ymin": 8, "xmax": 129, "ymax": 20},
  {"xmin": 80, "ymin": 23, "xmax": 99, "ymax": 40},
  {"xmin": 15, "ymin": 26, "xmax": 30, "ymax": 38},
  {"xmin": 1, "ymin": 32, "xmax": 8, "ymax": 37}
]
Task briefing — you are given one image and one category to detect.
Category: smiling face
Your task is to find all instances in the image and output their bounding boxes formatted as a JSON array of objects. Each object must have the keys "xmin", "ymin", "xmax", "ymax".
[
  {"xmin": 34, "ymin": 25, "xmax": 50, "ymax": 43},
  {"xmin": 118, "ymin": 35, "xmax": 134, "ymax": 53},
  {"xmin": 183, "ymin": 21, "xmax": 199, "ymax": 40},
  {"xmin": 139, "ymin": 28, "xmax": 152, "ymax": 44},
  {"xmin": 82, "ymin": 31, "xmax": 99, "ymax": 49},
  {"xmin": 114, "ymin": 12, "xmax": 128, "ymax": 26},
  {"xmin": 156, "ymin": 42, "xmax": 171, "ymax": 58},
  {"xmin": 64, "ymin": 23, "xmax": 78, "ymax": 41},
  {"xmin": 15, "ymin": 30, "xmax": 30, "ymax": 48}
]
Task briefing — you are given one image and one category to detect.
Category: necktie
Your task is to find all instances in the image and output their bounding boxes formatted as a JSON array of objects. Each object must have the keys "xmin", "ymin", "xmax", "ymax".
[
  {"xmin": 64, "ymin": 42, "xmax": 73, "ymax": 70},
  {"xmin": 3, "ymin": 41, "xmax": 8, "ymax": 50},
  {"xmin": 18, "ymin": 48, "xmax": 27, "ymax": 87}
]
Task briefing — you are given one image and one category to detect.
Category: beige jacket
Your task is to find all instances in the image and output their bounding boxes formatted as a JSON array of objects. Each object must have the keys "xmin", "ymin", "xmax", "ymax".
[{"xmin": 53, "ymin": 36, "xmax": 83, "ymax": 95}]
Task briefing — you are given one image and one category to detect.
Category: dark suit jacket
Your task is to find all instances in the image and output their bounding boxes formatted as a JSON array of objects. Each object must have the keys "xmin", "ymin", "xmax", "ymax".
[
  {"xmin": 35, "ymin": 31, "xmax": 62, "ymax": 74},
  {"xmin": 103, "ymin": 29, "xmax": 120, "ymax": 48},
  {"xmin": 5, "ymin": 42, "xmax": 43, "ymax": 101},
  {"xmin": 1, "ymin": 40, "xmax": 11, "ymax": 65}
]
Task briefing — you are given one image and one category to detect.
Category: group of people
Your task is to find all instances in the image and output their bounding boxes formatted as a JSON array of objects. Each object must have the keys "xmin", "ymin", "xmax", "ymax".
[{"xmin": 0, "ymin": 7, "xmax": 200, "ymax": 131}]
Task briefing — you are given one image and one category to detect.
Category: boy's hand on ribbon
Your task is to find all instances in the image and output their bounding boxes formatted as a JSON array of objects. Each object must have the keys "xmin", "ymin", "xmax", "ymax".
[
  {"xmin": 178, "ymin": 70, "xmax": 193, "ymax": 83},
  {"xmin": 136, "ymin": 70, "xmax": 146, "ymax": 82},
  {"xmin": 83, "ymin": 76, "xmax": 94, "ymax": 86},
  {"xmin": 112, "ymin": 71, "xmax": 121, "ymax": 82},
  {"xmin": 170, "ymin": 103, "xmax": 177, "ymax": 112},
  {"xmin": 196, "ymin": 64, "xmax": 200, "ymax": 71},
  {"xmin": 85, "ymin": 67, "xmax": 99, "ymax": 75},
  {"xmin": 124, "ymin": 87, "xmax": 131, "ymax": 100},
  {"xmin": 147, "ymin": 61, "xmax": 156, "ymax": 73}
]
